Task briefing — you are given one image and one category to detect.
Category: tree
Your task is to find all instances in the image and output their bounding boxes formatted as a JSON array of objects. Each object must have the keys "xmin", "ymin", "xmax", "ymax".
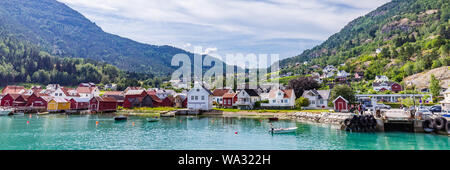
[
  {"xmin": 295, "ymin": 97, "xmax": 310, "ymax": 109},
  {"xmin": 287, "ymin": 77, "xmax": 320, "ymax": 98},
  {"xmin": 429, "ymin": 74, "xmax": 440, "ymax": 102},
  {"xmin": 329, "ymin": 84, "xmax": 355, "ymax": 107}
]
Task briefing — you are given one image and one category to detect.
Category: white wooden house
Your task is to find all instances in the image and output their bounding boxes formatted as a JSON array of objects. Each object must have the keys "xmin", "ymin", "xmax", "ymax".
[
  {"xmin": 261, "ymin": 89, "xmax": 296, "ymax": 108},
  {"xmin": 187, "ymin": 83, "xmax": 213, "ymax": 111},
  {"xmin": 301, "ymin": 89, "xmax": 330, "ymax": 109},
  {"xmin": 236, "ymin": 89, "xmax": 260, "ymax": 110}
]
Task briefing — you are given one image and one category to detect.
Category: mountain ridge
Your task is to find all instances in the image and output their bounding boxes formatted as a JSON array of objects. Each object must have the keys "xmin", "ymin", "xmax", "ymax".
[{"xmin": 0, "ymin": 0, "xmax": 197, "ymax": 76}]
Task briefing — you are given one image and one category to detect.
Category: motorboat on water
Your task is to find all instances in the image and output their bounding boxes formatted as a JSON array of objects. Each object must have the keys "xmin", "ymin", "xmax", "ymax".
[
  {"xmin": 146, "ymin": 116, "xmax": 160, "ymax": 122},
  {"xmin": 0, "ymin": 108, "xmax": 13, "ymax": 116},
  {"xmin": 268, "ymin": 117, "xmax": 279, "ymax": 121},
  {"xmin": 270, "ymin": 127, "xmax": 298, "ymax": 134},
  {"xmin": 114, "ymin": 115, "xmax": 127, "ymax": 121}
]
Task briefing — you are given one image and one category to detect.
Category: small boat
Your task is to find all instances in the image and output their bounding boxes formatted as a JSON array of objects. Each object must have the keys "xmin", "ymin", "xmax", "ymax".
[
  {"xmin": 268, "ymin": 117, "xmax": 279, "ymax": 121},
  {"xmin": 0, "ymin": 108, "xmax": 13, "ymax": 116},
  {"xmin": 270, "ymin": 127, "xmax": 298, "ymax": 134},
  {"xmin": 114, "ymin": 115, "xmax": 127, "ymax": 121},
  {"xmin": 37, "ymin": 112, "xmax": 49, "ymax": 115},
  {"xmin": 146, "ymin": 117, "xmax": 160, "ymax": 122},
  {"xmin": 13, "ymin": 112, "xmax": 25, "ymax": 116}
]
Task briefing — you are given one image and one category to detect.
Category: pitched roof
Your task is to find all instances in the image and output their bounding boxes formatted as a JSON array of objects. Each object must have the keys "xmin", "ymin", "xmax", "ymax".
[
  {"xmin": 333, "ymin": 96, "xmax": 349, "ymax": 103},
  {"xmin": 243, "ymin": 89, "xmax": 259, "ymax": 97},
  {"xmin": 223, "ymin": 93, "xmax": 237, "ymax": 98},
  {"xmin": 149, "ymin": 94, "xmax": 162, "ymax": 103},
  {"xmin": 52, "ymin": 97, "xmax": 68, "ymax": 103},
  {"xmin": 373, "ymin": 81, "xmax": 397, "ymax": 87},
  {"xmin": 302, "ymin": 89, "xmax": 330, "ymax": 100},
  {"xmin": 126, "ymin": 90, "xmax": 146, "ymax": 95},
  {"xmin": 103, "ymin": 91, "xmax": 124, "ymax": 96},
  {"xmin": 70, "ymin": 97, "xmax": 91, "ymax": 103},
  {"xmin": 76, "ymin": 86, "xmax": 96, "ymax": 94},
  {"xmin": 268, "ymin": 89, "xmax": 294, "ymax": 99},
  {"xmin": 2, "ymin": 86, "xmax": 25, "ymax": 94},
  {"xmin": 212, "ymin": 89, "xmax": 231, "ymax": 97},
  {"xmin": 92, "ymin": 96, "xmax": 117, "ymax": 102}
]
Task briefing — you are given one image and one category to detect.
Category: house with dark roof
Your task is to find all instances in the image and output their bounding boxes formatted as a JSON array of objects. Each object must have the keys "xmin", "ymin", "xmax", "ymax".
[
  {"xmin": 103, "ymin": 91, "xmax": 125, "ymax": 106},
  {"xmin": 301, "ymin": 89, "xmax": 331, "ymax": 109},
  {"xmin": 236, "ymin": 89, "xmax": 260, "ymax": 110}
]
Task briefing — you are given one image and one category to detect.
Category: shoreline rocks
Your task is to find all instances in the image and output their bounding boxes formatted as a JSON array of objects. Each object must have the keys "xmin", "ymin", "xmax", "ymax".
[{"xmin": 290, "ymin": 112, "xmax": 354, "ymax": 125}]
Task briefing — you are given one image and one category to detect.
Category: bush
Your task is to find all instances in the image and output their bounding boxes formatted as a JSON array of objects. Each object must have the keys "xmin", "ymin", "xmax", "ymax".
[{"xmin": 295, "ymin": 97, "xmax": 310, "ymax": 109}]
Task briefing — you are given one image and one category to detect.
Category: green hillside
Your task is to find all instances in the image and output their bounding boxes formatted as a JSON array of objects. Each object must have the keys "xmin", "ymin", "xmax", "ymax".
[{"xmin": 279, "ymin": 0, "xmax": 449, "ymax": 83}]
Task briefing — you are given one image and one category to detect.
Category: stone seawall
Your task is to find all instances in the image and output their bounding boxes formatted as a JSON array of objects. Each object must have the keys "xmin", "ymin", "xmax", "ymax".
[{"xmin": 290, "ymin": 112, "xmax": 354, "ymax": 125}]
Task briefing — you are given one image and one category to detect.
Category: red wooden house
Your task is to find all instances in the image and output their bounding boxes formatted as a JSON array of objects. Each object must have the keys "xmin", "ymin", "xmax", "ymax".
[
  {"xmin": 1, "ymin": 94, "xmax": 27, "ymax": 107},
  {"xmin": 159, "ymin": 96, "xmax": 174, "ymax": 107},
  {"xmin": 222, "ymin": 93, "xmax": 237, "ymax": 108},
  {"xmin": 26, "ymin": 93, "xmax": 48, "ymax": 109},
  {"xmin": 89, "ymin": 97, "xmax": 118, "ymax": 112},
  {"xmin": 149, "ymin": 94, "xmax": 162, "ymax": 107},
  {"xmin": 69, "ymin": 98, "xmax": 90, "ymax": 110},
  {"xmin": 390, "ymin": 83, "xmax": 403, "ymax": 93},
  {"xmin": 123, "ymin": 90, "xmax": 147, "ymax": 108},
  {"xmin": 333, "ymin": 96, "xmax": 349, "ymax": 112}
]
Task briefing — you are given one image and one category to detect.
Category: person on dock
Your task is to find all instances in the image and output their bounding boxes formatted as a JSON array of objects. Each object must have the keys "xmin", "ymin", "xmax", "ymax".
[{"xmin": 358, "ymin": 104, "xmax": 362, "ymax": 115}]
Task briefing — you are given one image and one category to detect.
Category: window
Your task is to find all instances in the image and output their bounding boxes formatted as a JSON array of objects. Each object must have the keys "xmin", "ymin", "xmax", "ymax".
[
  {"xmin": 191, "ymin": 96, "xmax": 194, "ymax": 100},
  {"xmin": 272, "ymin": 100, "xmax": 276, "ymax": 103},
  {"xmin": 201, "ymin": 96, "xmax": 205, "ymax": 100},
  {"xmin": 320, "ymin": 100, "xmax": 323, "ymax": 104},
  {"xmin": 285, "ymin": 99, "xmax": 288, "ymax": 103},
  {"xmin": 195, "ymin": 96, "xmax": 198, "ymax": 100}
]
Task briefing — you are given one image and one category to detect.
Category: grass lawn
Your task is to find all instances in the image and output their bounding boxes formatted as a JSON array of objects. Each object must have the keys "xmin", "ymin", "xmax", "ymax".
[{"xmin": 120, "ymin": 107, "xmax": 180, "ymax": 113}]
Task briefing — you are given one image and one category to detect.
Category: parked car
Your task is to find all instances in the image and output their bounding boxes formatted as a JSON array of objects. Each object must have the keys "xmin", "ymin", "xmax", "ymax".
[
  {"xmin": 416, "ymin": 108, "xmax": 432, "ymax": 117},
  {"xmin": 363, "ymin": 104, "xmax": 373, "ymax": 111},
  {"xmin": 429, "ymin": 105, "xmax": 442, "ymax": 113},
  {"xmin": 376, "ymin": 104, "xmax": 391, "ymax": 110}
]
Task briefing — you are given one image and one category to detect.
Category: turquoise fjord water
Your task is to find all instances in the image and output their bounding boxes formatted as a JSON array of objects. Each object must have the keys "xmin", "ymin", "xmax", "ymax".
[{"xmin": 0, "ymin": 114, "xmax": 449, "ymax": 150}]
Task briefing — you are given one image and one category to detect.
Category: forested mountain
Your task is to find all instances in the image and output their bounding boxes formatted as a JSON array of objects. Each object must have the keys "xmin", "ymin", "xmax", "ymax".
[
  {"xmin": 0, "ymin": 32, "xmax": 153, "ymax": 89},
  {"xmin": 279, "ymin": 0, "xmax": 449, "ymax": 83},
  {"xmin": 0, "ymin": 0, "xmax": 196, "ymax": 76}
]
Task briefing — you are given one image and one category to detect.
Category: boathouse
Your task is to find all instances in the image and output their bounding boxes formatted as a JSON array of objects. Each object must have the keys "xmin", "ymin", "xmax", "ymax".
[
  {"xmin": 1, "ymin": 94, "xmax": 27, "ymax": 108},
  {"xmin": 149, "ymin": 94, "xmax": 162, "ymax": 107},
  {"xmin": 89, "ymin": 96, "xmax": 118, "ymax": 112},
  {"xmin": 174, "ymin": 94, "xmax": 187, "ymax": 108},
  {"xmin": 103, "ymin": 91, "xmax": 125, "ymax": 106},
  {"xmin": 48, "ymin": 97, "xmax": 70, "ymax": 112},
  {"xmin": 333, "ymin": 96, "xmax": 349, "ymax": 112},
  {"xmin": 26, "ymin": 93, "xmax": 48, "ymax": 109},
  {"xmin": 69, "ymin": 98, "xmax": 90, "ymax": 110},
  {"xmin": 160, "ymin": 96, "xmax": 175, "ymax": 107}
]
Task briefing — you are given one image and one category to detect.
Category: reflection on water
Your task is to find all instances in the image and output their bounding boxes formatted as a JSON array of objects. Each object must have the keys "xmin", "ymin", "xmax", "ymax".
[{"xmin": 0, "ymin": 114, "xmax": 449, "ymax": 150}]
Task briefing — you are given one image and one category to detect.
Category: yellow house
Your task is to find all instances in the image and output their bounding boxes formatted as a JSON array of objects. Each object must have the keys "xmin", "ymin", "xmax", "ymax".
[{"xmin": 47, "ymin": 97, "xmax": 70, "ymax": 112}]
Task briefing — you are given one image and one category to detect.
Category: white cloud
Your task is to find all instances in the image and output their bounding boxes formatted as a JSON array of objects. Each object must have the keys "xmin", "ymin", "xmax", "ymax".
[{"xmin": 58, "ymin": 0, "xmax": 390, "ymax": 62}]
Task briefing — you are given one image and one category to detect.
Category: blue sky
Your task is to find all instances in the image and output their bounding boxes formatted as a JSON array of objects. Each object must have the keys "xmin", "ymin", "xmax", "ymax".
[{"xmin": 58, "ymin": 0, "xmax": 390, "ymax": 66}]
